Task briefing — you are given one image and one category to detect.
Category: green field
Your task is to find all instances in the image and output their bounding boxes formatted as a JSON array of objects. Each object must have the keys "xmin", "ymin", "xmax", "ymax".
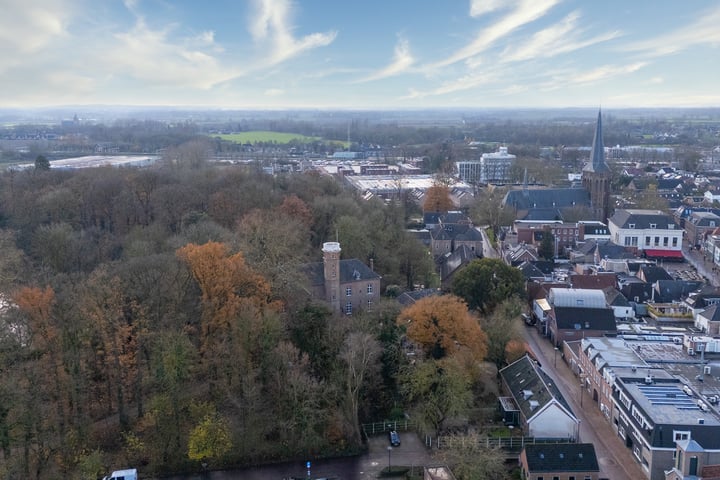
[{"xmin": 211, "ymin": 131, "xmax": 321, "ymax": 144}]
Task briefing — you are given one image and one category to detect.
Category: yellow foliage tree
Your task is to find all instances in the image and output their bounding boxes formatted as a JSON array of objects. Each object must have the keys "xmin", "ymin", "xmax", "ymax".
[
  {"xmin": 187, "ymin": 414, "xmax": 232, "ymax": 462},
  {"xmin": 397, "ymin": 295, "xmax": 487, "ymax": 362}
]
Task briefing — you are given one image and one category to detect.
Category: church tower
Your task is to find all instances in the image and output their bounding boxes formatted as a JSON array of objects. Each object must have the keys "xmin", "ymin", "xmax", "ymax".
[
  {"xmin": 582, "ymin": 110, "xmax": 611, "ymax": 222},
  {"xmin": 322, "ymin": 242, "xmax": 341, "ymax": 312}
]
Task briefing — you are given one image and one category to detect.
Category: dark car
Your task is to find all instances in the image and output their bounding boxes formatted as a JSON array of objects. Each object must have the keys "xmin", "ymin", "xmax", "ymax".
[{"xmin": 389, "ymin": 430, "xmax": 400, "ymax": 446}]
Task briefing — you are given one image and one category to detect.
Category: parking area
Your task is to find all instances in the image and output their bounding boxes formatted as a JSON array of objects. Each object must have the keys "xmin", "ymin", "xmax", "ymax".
[{"xmin": 358, "ymin": 432, "xmax": 432, "ymax": 478}]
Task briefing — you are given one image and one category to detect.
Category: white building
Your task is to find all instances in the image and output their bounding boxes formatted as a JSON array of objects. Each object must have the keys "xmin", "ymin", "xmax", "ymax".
[
  {"xmin": 456, "ymin": 146, "xmax": 516, "ymax": 184},
  {"xmin": 607, "ymin": 209, "xmax": 683, "ymax": 260}
]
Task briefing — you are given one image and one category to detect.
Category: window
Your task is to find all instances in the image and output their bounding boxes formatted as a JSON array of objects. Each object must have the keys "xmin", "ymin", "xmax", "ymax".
[
  {"xmin": 367, "ymin": 299, "xmax": 373, "ymax": 309},
  {"xmin": 650, "ymin": 223, "xmax": 657, "ymax": 229},
  {"xmin": 663, "ymin": 237, "xmax": 669, "ymax": 246},
  {"xmin": 645, "ymin": 236, "xmax": 651, "ymax": 246},
  {"xmin": 629, "ymin": 223, "xmax": 635, "ymax": 229},
  {"xmin": 674, "ymin": 430, "xmax": 690, "ymax": 442},
  {"xmin": 346, "ymin": 287, "xmax": 352, "ymax": 297},
  {"xmin": 345, "ymin": 302, "xmax": 352, "ymax": 315},
  {"xmin": 631, "ymin": 236, "xmax": 638, "ymax": 246},
  {"xmin": 673, "ymin": 238, "xmax": 678, "ymax": 247},
  {"xmin": 576, "ymin": 299, "xmax": 584, "ymax": 306},
  {"xmin": 654, "ymin": 236, "xmax": 660, "ymax": 246},
  {"xmin": 553, "ymin": 477, "xmax": 559, "ymax": 480},
  {"xmin": 367, "ymin": 284, "xmax": 373, "ymax": 295},
  {"xmin": 569, "ymin": 477, "xmax": 576, "ymax": 480},
  {"xmin": 624, "ymin": 237, "xmax": 632, "ymax": 246}
]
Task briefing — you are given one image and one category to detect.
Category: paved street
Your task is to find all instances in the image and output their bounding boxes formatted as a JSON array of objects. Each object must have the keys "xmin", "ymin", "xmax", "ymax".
[{"xmin": 523, "ymin": 326, "xmax": 647, "ymax": 480}]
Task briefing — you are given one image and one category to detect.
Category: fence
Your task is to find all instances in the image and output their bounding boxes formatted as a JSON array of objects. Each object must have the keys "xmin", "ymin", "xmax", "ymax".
[
  {"xmin": 429, "ymin": 435, "xmax": 575, "ymax": 451},
  {"xmin": 361, "ymin": 420, "xmax": 417, "ymax": 436}
]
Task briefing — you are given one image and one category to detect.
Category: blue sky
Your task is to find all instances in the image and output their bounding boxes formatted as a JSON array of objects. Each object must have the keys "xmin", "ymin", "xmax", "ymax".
[{"xmin": 3, "ymin": 0, "xmax": 720, "ymax": 109}]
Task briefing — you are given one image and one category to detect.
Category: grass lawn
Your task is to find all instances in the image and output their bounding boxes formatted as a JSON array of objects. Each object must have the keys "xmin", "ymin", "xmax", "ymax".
[{"xmin": 210, "ymin": 131, "xmax": 321, "ymax": 144}]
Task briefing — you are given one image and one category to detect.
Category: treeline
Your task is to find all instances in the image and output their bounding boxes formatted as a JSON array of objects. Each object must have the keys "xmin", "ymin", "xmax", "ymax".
[{"xmin": 0, "ymin": 157, "xmax": 439, "ymax": 478}]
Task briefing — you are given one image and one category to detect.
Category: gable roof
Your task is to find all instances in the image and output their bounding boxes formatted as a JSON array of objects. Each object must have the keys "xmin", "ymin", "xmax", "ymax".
[
  {"xmin": 553, "ymin": 307, "xmax": 617, "ymax": 332},
  {"xmin": 304, "ymin": 258, "xmax": 381, "ymax": 287},
  {"xmin": 517, "ymin": 261, "xmax": 546, "ymax": 280},
  {"xmin": 608, "ymin": 209, "xmax": 674, "ymax": 229},
  {"xmin": 603, "ymin": 286, "xmax": 631, "ymax": 307},
  {"xmin": 569, "ymin": 273, "xmax": 617, "ymax": 290},
  {"xmin": 396, "ymin": 288, "xmax": 442, "ymax": 306},
  {"xmin": 523, "ymin": 443, "xmax": 599, "ymax": 473},
  {"xmin": 639, "ymin": 265, "xmax": 674, "ymax": 283},
  {"xmin": 655, "ymin": 280, "xmax": 704, "ymax": 303},
  {"xmin": 499, "ymin": 355, "xmax": 573, "ymax": 421},
  {"xmin": 699, "ymin": 304, "xmax": 720, "ymax": 323},
  {"xmin": 504, "ymin": 187, "xmax": 590, "ymax": 211}
]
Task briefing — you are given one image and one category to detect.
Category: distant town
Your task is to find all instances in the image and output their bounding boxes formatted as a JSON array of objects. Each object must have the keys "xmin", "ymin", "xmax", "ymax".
[{"xmin": 2, "ymin": 107, "xmax": 720, "ymax": 480}]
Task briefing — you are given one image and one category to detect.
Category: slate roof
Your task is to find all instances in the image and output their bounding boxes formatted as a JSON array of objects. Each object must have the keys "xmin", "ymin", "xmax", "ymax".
[
  {"xmin": 304, "ymin": 259, "xmax": 381, "ymax": 287},
  {"xmin": 608, "ymin": 209, "xmax": 675, "ymax": 229},
  {"xmin": 499, "ymin": 355, "xmax": 574, "ymax": 422},
  {"xmin": 685, "ymin": 285, "xmax": 720, "ymax": 309},
  {"xmin": 639, "ymin": 265, "xmax": 674, "ymax": 283},
  {"xmin": 654, "ymin": 280, "xmax": 705, "ymax": 303},
  {"xmin": 504, "ymin": 187, "xmax": 590, "ymax": 211},
  {"xmin": 688, "ymin": 211, "xmax": 720, "ymax": 227},
  {"xmin": 553, "ymin": 307, "xmax": 617, "ymax": 332},
  {"xmin": 582, "ymin": 110, "xmax": 609, "ymax": 174},
  {"xmin": 430, "ymin": 224, "xmax": 483, "ymax": 242},
  {"xmin": 699, "ymin": 304, "xmax": 720, "ymax": 323},
  {"xmin": 517, "ymin": 208, "xmax": 564, "ymax": 221},
  {"xmin": 603, "ymin": 286, "xmax": 631, "ymax": 307},
  {"xmin": 396, "ymin": 288, "xmax": 441, "ymax": 306},
  {"xmin": 523, "ymin": 443, "xmax": 599, "ymax": 473},
  {"xmin": 437, "ymin": 244, "xmax": 477, "ymax": 281},
  {"xmin": 517, "ymin": 261, "xmax": 546, "ymax": 280}
]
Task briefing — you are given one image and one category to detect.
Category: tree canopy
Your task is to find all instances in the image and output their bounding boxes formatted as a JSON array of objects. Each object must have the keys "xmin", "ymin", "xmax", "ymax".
[
  {"xmin": 451, "ymin": 258, "xmax": 525, "ymax": 314},
  {"xmin": 397, "ymin": 294, "xmax": 487, "ymax": 362}
]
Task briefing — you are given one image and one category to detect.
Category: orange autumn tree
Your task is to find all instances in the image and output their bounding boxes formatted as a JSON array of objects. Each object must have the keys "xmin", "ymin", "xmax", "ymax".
[
  {"xmin": 176, "ymin": 242, "xmax": 279, "ymax": 365},
  {"xmin": 397, "ymin": 294, "xmax": 487, "ymax": 362},
  {"xmin": 422, "ymin": 184, "xmax": 455, "ymax": 213}
]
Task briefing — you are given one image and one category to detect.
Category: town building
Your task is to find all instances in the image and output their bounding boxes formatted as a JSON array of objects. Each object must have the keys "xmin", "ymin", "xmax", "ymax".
[
  {"xmin": 519, "ymin": 443, "xmax": 600, "ymax": 480},
  {"xmin": 607, "ymin": 209, "xmax": 683, "ymax": 260},
  {"xmin": 456, "ymin": 146, "xmax": 516, "ymax": 184},
  {"xmin": 499, "ymin": 355, "xmax": 580, "ymax": 440},
  {"xmin": 303, "ymin": 242, "xmax": 381, "ymax": 315}
]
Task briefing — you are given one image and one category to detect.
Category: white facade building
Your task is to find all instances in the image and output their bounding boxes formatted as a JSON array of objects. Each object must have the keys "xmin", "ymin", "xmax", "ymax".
[{"xmin": 456, "ymin": 146, "xmax": 516, "ymax": 184}]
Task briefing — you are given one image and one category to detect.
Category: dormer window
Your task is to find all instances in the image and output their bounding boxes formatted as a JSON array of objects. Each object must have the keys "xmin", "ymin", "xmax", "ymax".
[
  {"xmin": 629, "ymin": 223, "xmax": 635, "ymax": 229},
  {"xmin": 649, "ymin": 223, "xmax": 657, "ymax": 229}
]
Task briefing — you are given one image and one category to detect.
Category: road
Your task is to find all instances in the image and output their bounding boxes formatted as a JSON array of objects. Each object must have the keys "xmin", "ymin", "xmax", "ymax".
[
  {"xmin": 158, "ymin": 433, "xmax": 432, "ymax": 480},
  {"xmin": 479, "ymin": 226, "xmax": 499, "ymax": 259},
  {"xmin": 523, "ymin": 326, "xmax": 647, "ymax": 480}
]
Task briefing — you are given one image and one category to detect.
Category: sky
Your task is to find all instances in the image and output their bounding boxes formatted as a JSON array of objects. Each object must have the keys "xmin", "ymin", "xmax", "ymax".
[{"xmin": 3, "ymin": 0, "xmax": 720, "ymax": 110}]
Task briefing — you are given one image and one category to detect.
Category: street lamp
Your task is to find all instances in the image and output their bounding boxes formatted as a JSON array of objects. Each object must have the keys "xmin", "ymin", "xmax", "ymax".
[
  {"xmin": 579, "ymin": 374, "xmax": 587, "ymax": 408},
  {"xmin": 387, "ymin": 446, "xmax": 393, "ymax": 474},
  {"xmin": 554, "ymin": 347, "xmax": 559, "ymax": 368}
]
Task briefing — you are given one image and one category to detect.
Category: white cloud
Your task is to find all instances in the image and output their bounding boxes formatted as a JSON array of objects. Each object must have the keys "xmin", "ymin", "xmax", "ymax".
[
  {"xmin": 106, "ymin": 18, "xmax": 239, "ymax": 89},
  {"xmin": 501, "ymin": 11, "xmax": 621, "ymax": 62},
  {"xmin": 249, "ymin": 0, "xmax": 337, "ymax": 66},
  {"xmin": 469, "ymin": 0, "xmax": 512, "ymax": 18},
  {"xmin": 623, "ymin": 5, "xmax": 720, "ymax": 56},
  {"xmin": 264, "ymin": 88, "xmax": 284, "ymax": 96},
  {"xmin": 569, "ymin": 62, "xmax": 646, "ymax": 85},
  {"xmin": 0, "ymin": 0, "xmax": 70, "ymax": 55},
  {"xmin": 431, "ymin": 0, "xmax": 560, "ymax": 68},
  {"xmin": 360, "ymin": 37, "xmax": 414, "ymax": 82}
]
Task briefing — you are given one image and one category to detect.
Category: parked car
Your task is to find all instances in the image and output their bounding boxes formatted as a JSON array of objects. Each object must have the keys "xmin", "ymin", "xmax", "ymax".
[
  {"xmin": 389, "ymin": 430, "xmax": 401, "ymax": 446},
  {"xmin": 103, "ymin": 468, "xmax": 137, "ymax": 480}
]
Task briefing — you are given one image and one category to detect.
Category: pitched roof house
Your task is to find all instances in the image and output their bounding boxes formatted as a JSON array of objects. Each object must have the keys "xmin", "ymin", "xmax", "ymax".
[
  {"xmin": 519, "ymin": 443, "xmax": 600, "ymax": 480},
  {"xmin": 304, "ymin": 242, "xmax": 381, "ymax": 316},
  {"xmin": 499, "ymin": 355, "xmax": 579, "ymax": 440}
]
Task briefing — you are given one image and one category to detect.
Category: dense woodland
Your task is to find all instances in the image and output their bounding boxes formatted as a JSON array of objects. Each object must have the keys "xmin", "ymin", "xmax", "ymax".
[{"xmin": 0, "ymin": 151, "xmax": 528, "ymax": 479}]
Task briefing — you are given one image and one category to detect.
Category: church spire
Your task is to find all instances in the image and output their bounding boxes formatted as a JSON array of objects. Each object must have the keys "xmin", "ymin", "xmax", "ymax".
[{"xmin": 583, "ymin": 109, "xmax": 609, "ymax": 173}]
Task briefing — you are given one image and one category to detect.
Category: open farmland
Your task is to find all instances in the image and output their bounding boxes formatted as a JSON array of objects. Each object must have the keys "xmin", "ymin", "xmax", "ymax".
[{"xmin": 211, "ymin": 131, "xmax": 321, "ymax": 144}]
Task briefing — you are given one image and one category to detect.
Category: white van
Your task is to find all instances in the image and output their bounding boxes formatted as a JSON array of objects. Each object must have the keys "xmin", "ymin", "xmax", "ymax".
[{"xmin": 104, "ymin": 468, "xmax": 137, "ymax": 480}]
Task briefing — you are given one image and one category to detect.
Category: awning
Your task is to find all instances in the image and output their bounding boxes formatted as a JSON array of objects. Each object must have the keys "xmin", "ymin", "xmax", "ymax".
[{"xmin": 644, "ymin": 249, "xmax": 684, "ymax": 259}]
